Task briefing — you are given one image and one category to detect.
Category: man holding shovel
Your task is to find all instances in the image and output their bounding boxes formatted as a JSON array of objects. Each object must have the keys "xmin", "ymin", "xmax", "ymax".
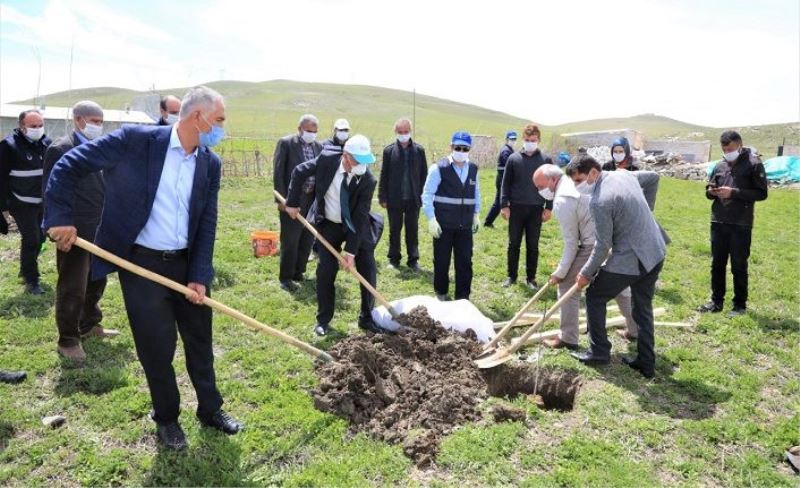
[
  {"xmin": 284, "ymin": 135, "xmax": 382, "ymax": 336},
  {"xmin": 44, "ymin": 86, "xmax": 242, "ymax": 450},
  {"xmin": 532, "ymin": 164, "xmax": 638, "ymax": 350}
]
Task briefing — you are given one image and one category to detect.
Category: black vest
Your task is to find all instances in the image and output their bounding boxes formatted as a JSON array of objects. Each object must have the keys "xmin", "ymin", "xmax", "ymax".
[
  {"xmin": 433, "ymin": 159, "xmax": 478, "ymax": 230},
  {"xmin": 1, "ymin": 129, "xmax": 50, "ymax": 206}
]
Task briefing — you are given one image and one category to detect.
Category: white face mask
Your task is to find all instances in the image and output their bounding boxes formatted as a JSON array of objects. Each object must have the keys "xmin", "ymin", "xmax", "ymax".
[
  {"xmin": 612, "ymin": 152, "xmax": 626, "ymax": 163},
  {"xmin": 538, "ymin": 187, "xmax": 555, "ymax": 201},
  {"xmin": 523, "ymin": 141, "xmax": 538, "ymax": 153},
  {"xmin": 25, "ymin": 127, "xmax": 44, "ymax": 141},
  {"xmin": 576, "ymin": 179, "xmax": 595, "ymax": 195},
  {"xmin": 507, "ymin": 139, "xmax": 516, "ymax": 148},
  {"xmin": 723, "ymin": 148, "xmax": 740, "ymax": 163},
  {"xmin": 166, "ymin": 113, "xmax": 179, "ymax": 124},
  {"xmin": 397, "ymin": 133, "xmax": 411, "ymax": 144},
  {"xmin": 451, "ymin": 151, "xmax": 469, "ymax": 163},
  {"xmin": 83, "ymin": 123, "xmax": 103, "ymax": 140},
  {"xmin": 301, "ymin": 131, "xmax": 317, "ymax": 144},
  {"xmin": 336, "ymin": 130, "xmax": 349, "ymax": 142},
  {"xmin": 350, "ymin": 162, "xmax": 367, "ymax": 176}
]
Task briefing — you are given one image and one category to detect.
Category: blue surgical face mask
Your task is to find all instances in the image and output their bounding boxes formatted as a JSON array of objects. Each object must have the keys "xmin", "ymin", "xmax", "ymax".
[{"xmin": 199, "ymin": 115, "xmax": 224, "ymax": 147}]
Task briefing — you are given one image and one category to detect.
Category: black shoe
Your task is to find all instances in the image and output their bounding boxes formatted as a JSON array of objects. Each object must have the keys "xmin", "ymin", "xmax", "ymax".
[
  {"xmin": 408, "ymin": 263, "xmax": 421, "ymax": 273},
  {"xmin": 358, "ymin": 319, "xmax": 384, "ymax": 334},
  {"xmin": 292, "ymin": 274, "xmax": 309, "ymax": 282},
  {"xmin": 25, "ymin": 282, "xmax": 44, "ymax": 295},
  {"xmin": 570, "ymin": 350, "xmax": 610, "ymax": 365},
  {"xmin": 502, "ymin": 277, "xmax": 516, "ymax": 288},
  {"xmin": 525, "ymin": 279, "xmax": 539, "ymax": 291},
  {"xmin": 280, "ymin": 280, "xmax": 298, "ymax": 292},
  {"xmin": 484, "ymin": 222, "xmax": 494, "ymax": 228},
  {"xmin": 386, "ymin": 262, "xmax": 400, "ymax": 270},
  {"xmin": 156, "ymin": 421, "xmax": 187, "ymax": 450},
  {"xmin": 727, "ymin": 306, "xmax": 747, "ymax": 318},
  {"xmin": 621, "ymin": 356, "xmax": 655, "ymax": 379},
  {"xmin": 696, "ymin": 301, "xmax": 722, "ymax": 313},
  {"xmin": 314, "ymin": 323, "xmax": 329, "ymax": 336},
  {"xmin": 0, "ymin": 370, "xmax": 26, "ymax": 384},
  {"xmin": 198, "ymin": 409, "xmax": 243, "ymax": 435}
]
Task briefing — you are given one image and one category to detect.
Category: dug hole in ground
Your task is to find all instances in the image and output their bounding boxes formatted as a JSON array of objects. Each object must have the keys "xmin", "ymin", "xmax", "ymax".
[{"xmin": 312, "ymin": 306, "xmax": 583, "ymax": 467}]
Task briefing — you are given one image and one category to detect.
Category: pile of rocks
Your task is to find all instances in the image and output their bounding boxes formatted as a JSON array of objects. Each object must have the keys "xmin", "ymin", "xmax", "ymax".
[{"xmin": 638, "ymin": 153, "xmax": 712, "ymax": 181}]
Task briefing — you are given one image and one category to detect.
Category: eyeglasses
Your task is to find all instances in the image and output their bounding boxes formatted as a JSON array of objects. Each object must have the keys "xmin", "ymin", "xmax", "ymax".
[{"xmin": 453, "ymin": 146, "xmax": 470, "ymax": 152}]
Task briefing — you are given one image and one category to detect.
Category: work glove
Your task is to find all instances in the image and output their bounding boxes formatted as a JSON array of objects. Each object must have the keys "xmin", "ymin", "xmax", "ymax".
[
  {"xmin": 428, "ymin": 218, "xmax": 442, "ymax": 239},
  {"xmin": 472, "ymin": 214, "xmax": 480, "ymax": 234}
]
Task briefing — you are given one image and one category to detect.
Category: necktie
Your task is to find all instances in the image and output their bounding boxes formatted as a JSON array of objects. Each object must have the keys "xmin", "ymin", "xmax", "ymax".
[{"xmin": 340, "ymin": 173, "xmax": 355, "ymax": 233}]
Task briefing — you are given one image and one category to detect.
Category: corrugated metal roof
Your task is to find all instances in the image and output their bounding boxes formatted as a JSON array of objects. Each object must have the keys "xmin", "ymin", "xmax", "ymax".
[{"xmin": 0, "ymin": 104, "xmax": 155, "ymax": 124}]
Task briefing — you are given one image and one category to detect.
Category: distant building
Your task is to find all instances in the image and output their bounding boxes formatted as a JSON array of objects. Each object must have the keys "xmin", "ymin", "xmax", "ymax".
[
  {"xmin": 644, "ymin": 139, "xmax": 712, "ymax": 163},
  {"xmin": 0, "ymin": 103, "xmax": 155, "ymax": 139},
  {"xmin": 560, "ymin": 129, "xmax": 645, "ymax": 152}
]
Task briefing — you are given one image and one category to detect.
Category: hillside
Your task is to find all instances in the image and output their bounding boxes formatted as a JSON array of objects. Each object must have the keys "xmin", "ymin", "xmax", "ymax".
[{"xmin": 17, "ymin": 80, "xmax": 799, "ymax": 159}]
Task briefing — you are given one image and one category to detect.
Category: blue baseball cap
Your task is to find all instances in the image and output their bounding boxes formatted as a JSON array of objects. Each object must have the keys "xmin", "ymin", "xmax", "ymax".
[
  {"xmin": 505, "ymin": 130, "xmax": 517, "ymax": 139},
  {"xmin": 451, "ymin": 131, "xmax": 472, "ymax": 147}
]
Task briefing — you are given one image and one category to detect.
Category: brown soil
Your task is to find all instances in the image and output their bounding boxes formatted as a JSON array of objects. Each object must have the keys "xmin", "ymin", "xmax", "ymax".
[{"xmin": 312, "ymin": 306, "xmax": 582, "ymax": 465}]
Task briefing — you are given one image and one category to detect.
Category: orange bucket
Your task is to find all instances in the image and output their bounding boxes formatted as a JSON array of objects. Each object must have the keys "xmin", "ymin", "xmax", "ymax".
[{"xmin": 250, "ymin": 230, "xmax": 279, "ymax": 257}]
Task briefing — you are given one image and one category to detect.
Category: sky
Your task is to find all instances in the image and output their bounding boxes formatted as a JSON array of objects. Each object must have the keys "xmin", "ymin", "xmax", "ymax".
[{"xmin": 1, "ymin": 0, "xmax": 798, "ymax": 127}]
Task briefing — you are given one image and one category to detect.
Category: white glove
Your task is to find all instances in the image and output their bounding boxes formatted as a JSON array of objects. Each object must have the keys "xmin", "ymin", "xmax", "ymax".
[
  {"xmin": 428, "ymin": 218, "xmax": 442, "ymax": 239},
  {"xmin": 472, "ymin": 214, "xmax": 480, "ymax": 234}
]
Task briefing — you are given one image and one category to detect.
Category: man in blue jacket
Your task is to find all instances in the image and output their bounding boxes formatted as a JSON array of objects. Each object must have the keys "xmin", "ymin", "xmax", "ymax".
[
  {"xmin": 483, "ymin": 130, "xmax": 516, "ymax": 228},
  {"xmin": 44, "ymin": 86, "xmax": 242, "ymax": 450}
]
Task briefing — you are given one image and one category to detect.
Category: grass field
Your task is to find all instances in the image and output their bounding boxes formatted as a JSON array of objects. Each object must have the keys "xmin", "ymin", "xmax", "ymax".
[{"xmin": 0, "ymin": 171, "xmax": 798, "ymax": 486}]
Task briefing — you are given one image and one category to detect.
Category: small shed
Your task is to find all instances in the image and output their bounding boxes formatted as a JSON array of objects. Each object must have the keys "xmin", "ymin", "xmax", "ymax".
[{"xmin": 0, "ymin": 103, "xmax": 155, "ymax": 140}]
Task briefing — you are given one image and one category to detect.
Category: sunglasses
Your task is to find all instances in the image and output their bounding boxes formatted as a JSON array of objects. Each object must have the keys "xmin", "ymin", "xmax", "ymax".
[{"xmin": 453, "ymin": 146, "xmax": 470, "ymax": 152}]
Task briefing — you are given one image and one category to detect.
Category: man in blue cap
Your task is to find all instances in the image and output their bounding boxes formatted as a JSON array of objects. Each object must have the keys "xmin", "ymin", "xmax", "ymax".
[
  {"xmin": 421, "ymin": 131, "xmax": 481, "ymax": 300},
  {"xmin": 284, "ymin": 134, "xmax": 383, "ymax": 336},
  {"xmin": 484, "ymin": 130, "xmax": 516, "ymax": 228}
]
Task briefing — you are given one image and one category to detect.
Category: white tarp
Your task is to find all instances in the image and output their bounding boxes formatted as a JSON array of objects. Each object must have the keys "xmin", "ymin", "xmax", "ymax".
[{"xmin": 371, "ymin": 295, "xmax": 496, "ymax": 343}]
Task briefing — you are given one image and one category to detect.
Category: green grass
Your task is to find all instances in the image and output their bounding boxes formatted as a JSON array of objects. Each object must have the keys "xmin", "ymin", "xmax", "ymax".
[
  {"xmin": 20, "ymin": 80, "xmax": 800, "ymax": 161},
  {"xmin": 1, "ymin": 173, "xmax": 799, "ymax": 486}
]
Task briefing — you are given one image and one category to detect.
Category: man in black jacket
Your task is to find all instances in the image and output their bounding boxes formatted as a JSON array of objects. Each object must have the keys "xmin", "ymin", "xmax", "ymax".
[
  {"xmin": 284, "ymin": 135, "xmax": 382, "ymax": 336},
  {"xmin": 500, "ymin": 124, "xmax": 553, "ymax": 290},
  {"xmin": 273, "ymin": 114, "xmax": 323, "ymax": 291},
  {"xmin": 157, "ymin": 95, "xmax": 181, "ymax": 126},
  {"xmin": 0, "ymin": 109, "xmax": 51, "ymax": 294},
  {"xmin": 698, "ymin": 130, "xmax": 768, "ymax": 317},
  {"xmin": 320, "ymin": 118, "xmax": 350, "ymax": 153},
  {"xmin": 378, "ymin": 118, "xmax": 427, "ymax": 271},
  {"xmin": 43, "ymin": 101, "xmax": 119, "ymax": 362},
  {"xmin": 484, "ymin": 130, "xmax": 516, "ymax": 228}
]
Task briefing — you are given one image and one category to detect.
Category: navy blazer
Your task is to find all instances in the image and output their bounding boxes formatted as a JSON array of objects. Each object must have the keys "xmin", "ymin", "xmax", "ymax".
[{"xmin": 43, "ymin": 125, "xmax": 221, "ymax": 286}]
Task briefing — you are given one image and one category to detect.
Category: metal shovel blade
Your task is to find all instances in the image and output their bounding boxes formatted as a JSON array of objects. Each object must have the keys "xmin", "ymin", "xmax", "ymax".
[{"xmin": 474, "ymin": 347, "xmax": 515, "ymax": 369}]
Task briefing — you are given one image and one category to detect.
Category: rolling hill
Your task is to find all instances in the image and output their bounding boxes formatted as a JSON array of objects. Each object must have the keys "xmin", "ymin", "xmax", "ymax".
[{"xmin": 16, "ymin": 80, "xmax": 800, "ymax": 159}]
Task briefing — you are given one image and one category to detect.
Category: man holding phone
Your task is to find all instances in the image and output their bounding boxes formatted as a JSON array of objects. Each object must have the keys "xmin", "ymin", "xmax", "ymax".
[{"xmin": 698, "ymin": 130, "xmax": 768, "ymax": 317}]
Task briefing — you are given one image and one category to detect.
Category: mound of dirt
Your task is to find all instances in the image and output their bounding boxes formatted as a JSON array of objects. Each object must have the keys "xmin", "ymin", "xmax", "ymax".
[{"xmin": 312, "ymin": 306, "xmax": 583, "ymax": 465}]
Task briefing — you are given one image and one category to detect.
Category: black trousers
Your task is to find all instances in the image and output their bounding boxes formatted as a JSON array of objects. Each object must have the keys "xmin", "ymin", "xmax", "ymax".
[
  {"xmin": 315, "ymin": 220, "xmax": 376, "ymax": 326},
  {"xmin": 507, "ymin": 204, "xmax": 543, "ymax": 282},
  {"xmin": 710, "ymin": 222, "xmax": 752, "ymax": 308},
  {"xmin": 9, "ymin": 203, "xmax": 44, "ymax": 284},
  {"xmin": 56, "ymin": 247, "xmax": 107, "ymax": 347},
  {"xmin": 118, "ymin": 249, "xmax": 223, "ymax": 424},
  {"xmin": 484, "ymin": 171, "xmax": 504, "ymax": 226},
  {"xmin": 386, "ymin": 200, "xmax": 420, "ymax": 266},
  {"xmin": 585, "ymin": 260, "xmax": 664, "ymax": 370},
  {"xmin": 279, "ymin": 211, "xmax": 314, "ymax": 282},
  {"xmin": 433, "ymin": 227, "xmax": 473, "ymax": 300}
]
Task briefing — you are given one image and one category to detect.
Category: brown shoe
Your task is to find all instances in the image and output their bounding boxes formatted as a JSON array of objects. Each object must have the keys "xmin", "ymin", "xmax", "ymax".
[
  {"xmin": 615, "ymin": 329, "xmax": 637, "ymax": 341},
  {"xmin": 58, "ymin": 344, "xmax": 87, "ymax": 362},
  {"xmin": 543, "ymin": 337, "xmax": 579, "ymax": 350},
  {"xmin": 81, "ymin": 326, "xmax": 120, "ymax": 339}
]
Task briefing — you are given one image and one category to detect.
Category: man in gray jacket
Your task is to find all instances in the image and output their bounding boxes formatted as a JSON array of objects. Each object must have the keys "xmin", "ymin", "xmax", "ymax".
[
  {"xmin": 564, "ymin": 155, "xmax": 667, "ymax": 378},
  {"xmin": 532, "ymin": 164, "xmax": 637, "ymax": 350}
]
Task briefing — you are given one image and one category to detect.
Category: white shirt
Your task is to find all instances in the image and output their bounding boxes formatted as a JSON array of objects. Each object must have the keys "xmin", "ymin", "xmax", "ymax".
[
  {"xmin": 134, "ymin": 125, "xmax": 197, "ymax": 250},
  {"xmin": 552, "ymin": 176, "xmax": 596, "ymax": 279},
  {"xmin": 323, "ymin": 160, "xmax": 357, "ymax": 224}
]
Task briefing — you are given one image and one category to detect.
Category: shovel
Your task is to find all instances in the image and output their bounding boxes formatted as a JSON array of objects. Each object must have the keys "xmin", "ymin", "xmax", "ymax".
[
  {"xmin": 476, "ymin": 281, "xmax": 551, "ymax": 360},
  {"xmin": 274, "ymin": 191, "xmax": 399, "ymax": 319},
  {"xmin": 72, "ymin": 237, "xmax": 335, "ymax": 363},
  {"xmin": 474, "ymin": 283, "xmax": 580, "ymax": 369}
]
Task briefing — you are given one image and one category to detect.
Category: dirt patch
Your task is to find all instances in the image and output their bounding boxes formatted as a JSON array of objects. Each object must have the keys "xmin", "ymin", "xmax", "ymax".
[
  {"xmin": 312, "ymin": 306, "xmax": 583, "ymax": 465},
  {"xmin": 492, "ymin": 403, "xmax": 526, "ymax": 422}
]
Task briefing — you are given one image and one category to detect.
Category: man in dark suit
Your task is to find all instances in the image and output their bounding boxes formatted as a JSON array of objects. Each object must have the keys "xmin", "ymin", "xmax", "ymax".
[
  {"xmin": 284, "ymin": 134, "xmax": 382, "ymax": 336},
  {"xmin": 157, "ymin": 95, "xmax": 181, "ymax": 126},
  {"xmin": 43, "ymin": 101, "xmax": 118, "ymax": 363},
  {"xmin": 273, "ymin": 114, "xmax": 323, "ymax": 291},
  {"xmin": 44, "ymin": 86, "xmax": 242, "ymax": 450},
  {"xmin": 378, "ymin": 118, "xmax": 427, "ymax": 271}
]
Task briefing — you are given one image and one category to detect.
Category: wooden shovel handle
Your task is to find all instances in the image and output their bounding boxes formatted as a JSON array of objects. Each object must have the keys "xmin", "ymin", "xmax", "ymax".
[
  {"xmin": 484, "ymin": 280, "xmax": 551, "ymax": 351},
  {"xmin": 274, "ymin": 190, "xmax": 398, "ymax": 318},
  {"xmin": 507, "ymin": 283, "xmax": 581, "ymax": 355},
  {"xmin": 73, "ymin": 237, "xmax": 334, "ymax": 363}
]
